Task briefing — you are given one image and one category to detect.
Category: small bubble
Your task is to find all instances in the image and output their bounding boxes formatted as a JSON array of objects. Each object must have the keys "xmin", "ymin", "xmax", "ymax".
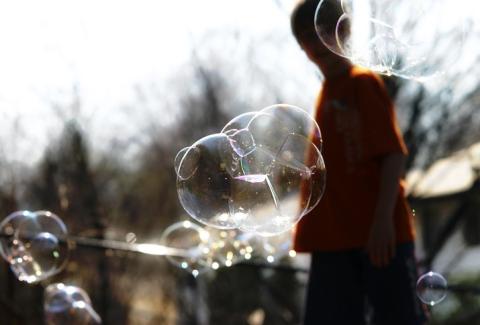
[
  {"xmin": 0, "ymin": 211, "xmax": 68, "ymax": 283},
  {"xmin": 125, "ymin": 232, "xmax": 137, "ymax": 244},
  {"xmin": 416, "ymin": 271, "xmax": 448, "ymax": 306},
  {"xmin": 44, "ymin": 283, "xmax": 101, "ymax": 324}
]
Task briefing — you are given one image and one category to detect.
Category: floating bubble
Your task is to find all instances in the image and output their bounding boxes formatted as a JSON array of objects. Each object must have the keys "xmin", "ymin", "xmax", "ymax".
[
  {"xmin": 176, "ymin": 104, "xmax": 326, "ymax": 236},
  {"xmin": 177, "ymin": 134, "xmax": 240, "ymax": 229},
  {"xmin": 314, "ymin": 0, "xmax": 467, "ymax": 80},
  {"xmin": 160, "ymin": 220, "xmax": 210, "ymax": 276},
  {"xmin": 0, "ymin": 210, "xmax": 69, "ymax": 283},
  {"xmin": 125, "ymin": 232, "xmax": 137, "ymax": 244},
  {"xmin": 44, "ymin": 283, "xmax": 101, "ymax": 325},
  {"xmin": 416, "ymin": 271, "xmax": 448, "ymax": 306}
]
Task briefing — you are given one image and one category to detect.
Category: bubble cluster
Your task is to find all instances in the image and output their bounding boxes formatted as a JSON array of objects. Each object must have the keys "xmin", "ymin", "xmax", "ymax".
[
  {"xmin": 44, "ymin": 283, "xmax": 101, "ymax": 325},
  {"xmin": 159, "ymin": 218, "xmax": 299, "ymax": 275},
  {"xmin": 0, "ymin": 210, "xmax": 69, "ymax": 283},
  {"xmin": 176, "ymin": 104, "xmax": 326, "ymax": 236},
  {"xmin": 315, "ymin": 0, "xmax": 467, "ymax": 80},
  {"xmin": 416, "ymin": 271, "xmax": 448, "ymax": 306}
]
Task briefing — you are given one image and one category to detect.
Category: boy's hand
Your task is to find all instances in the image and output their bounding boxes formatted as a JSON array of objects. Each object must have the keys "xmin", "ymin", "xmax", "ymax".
[{"xmin": 367, "ymin": 214, "xmax": 395, "ymax": 267}]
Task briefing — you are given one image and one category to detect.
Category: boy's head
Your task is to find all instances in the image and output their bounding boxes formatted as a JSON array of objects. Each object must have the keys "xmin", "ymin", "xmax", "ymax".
[
  {"xmin": 291, "ymin": 0, "xmax": 321, "ymax": 43},
  {"xmin": 291, "ymin": 0, "xmax": 350, "ymax": 69}
]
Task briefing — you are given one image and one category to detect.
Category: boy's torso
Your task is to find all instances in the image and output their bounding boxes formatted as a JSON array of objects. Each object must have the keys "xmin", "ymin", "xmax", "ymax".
[{"xmin": 294, "ymin": 66, "xmax": 415, "ymax": 252}]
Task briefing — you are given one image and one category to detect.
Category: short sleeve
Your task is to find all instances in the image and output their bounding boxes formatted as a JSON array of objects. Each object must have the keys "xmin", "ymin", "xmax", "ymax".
[{"xmin": 355, "ymin": 73, "xmax": 408, "ymax": 160}]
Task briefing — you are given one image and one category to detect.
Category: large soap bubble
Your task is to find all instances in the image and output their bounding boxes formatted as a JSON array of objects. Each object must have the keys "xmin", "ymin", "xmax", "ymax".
[
  {"xmin": 176, "ymin": 104, "xmax": 326, "ymax": 236},
  {"xmin": 0, "ymin": 210, "xmax": 69, "ymax": 283},
  {"xmin": 44, "ymin": 283, "xmax": 101, "ymax": 325},
  {"xmin": 315, "ymin": 0, "xmax": 467, "ymax": 80}
]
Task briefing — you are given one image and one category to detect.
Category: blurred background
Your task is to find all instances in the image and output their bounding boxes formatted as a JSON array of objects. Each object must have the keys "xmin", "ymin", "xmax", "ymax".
[{"xmin": 0, "ymin": 0, "xmax": 480, "ymax": 324}]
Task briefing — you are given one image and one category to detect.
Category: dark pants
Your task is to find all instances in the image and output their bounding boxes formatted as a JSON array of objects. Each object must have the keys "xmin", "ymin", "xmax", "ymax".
[{"xmin": 303, "ymin": 242, "xmax": 428, "ymax": 325}]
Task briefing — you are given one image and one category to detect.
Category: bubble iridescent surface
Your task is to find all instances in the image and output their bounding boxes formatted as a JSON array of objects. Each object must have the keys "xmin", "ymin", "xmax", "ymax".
[
  {"xmin": 0, "ymin": 210, "xmax": 69, "ymax": 283},
  {"xmin": 314, "ymin": 0, "xmax": 468, "ymax": 80},
  {"xmin": 176, "ymin": 104, "xmax": 326, "ymax": 236}
]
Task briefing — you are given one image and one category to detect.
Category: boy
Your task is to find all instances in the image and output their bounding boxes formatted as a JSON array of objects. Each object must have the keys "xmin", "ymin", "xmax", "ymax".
[{"xmin": 291, "ymin": 1, "xmax": 428, "ymax": 324}]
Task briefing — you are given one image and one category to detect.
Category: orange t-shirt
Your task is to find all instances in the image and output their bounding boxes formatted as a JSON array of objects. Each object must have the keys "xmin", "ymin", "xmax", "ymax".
[{"xmin": 294, "ymin": 66, "xmax": 415, "ymax": 252}]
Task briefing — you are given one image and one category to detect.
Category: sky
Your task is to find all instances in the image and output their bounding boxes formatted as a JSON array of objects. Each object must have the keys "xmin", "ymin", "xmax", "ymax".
[{"xmin": 0, "ymin": 0, "xmax": 313, "ymax": 167}]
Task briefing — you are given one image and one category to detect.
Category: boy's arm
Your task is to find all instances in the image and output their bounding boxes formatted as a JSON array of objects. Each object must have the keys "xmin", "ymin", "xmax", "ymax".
[{"xmin": 367, "ymin": 151, "xmax": 406, "ymax": 267}]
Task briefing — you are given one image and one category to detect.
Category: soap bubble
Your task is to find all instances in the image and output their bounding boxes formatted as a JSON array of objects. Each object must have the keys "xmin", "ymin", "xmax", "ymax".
[
  {"xmin": 44, "ymin": 283, "xmax": 101, "ymax": 325},
  {"xmin": 314, "ymin": 0, "xmax": 467, "ymax": 80},
  {"xmin": 125, "ymin": 232, "xmax": 137, "ymax": 244},
  {"xmin": 231, "ymin": 137, "xmax": 324, "ymax": 235},
  {"xmin": 160, "ymin": 220, "xmax": 210, "ymax": 276},
  {"xmin": 416, "ymin": 271, "xmax": 448, "ymax": 306},
  {"xmin": 0, "ymin": 210, "xmax": 69, "ymax": 283},
  {"xmin": 176, "ymin": 104, "xmax": 326, "ymax": 236},
  {"xmin": 176, "ymin": 134, "xmax": 240, "ymax": 229}
]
